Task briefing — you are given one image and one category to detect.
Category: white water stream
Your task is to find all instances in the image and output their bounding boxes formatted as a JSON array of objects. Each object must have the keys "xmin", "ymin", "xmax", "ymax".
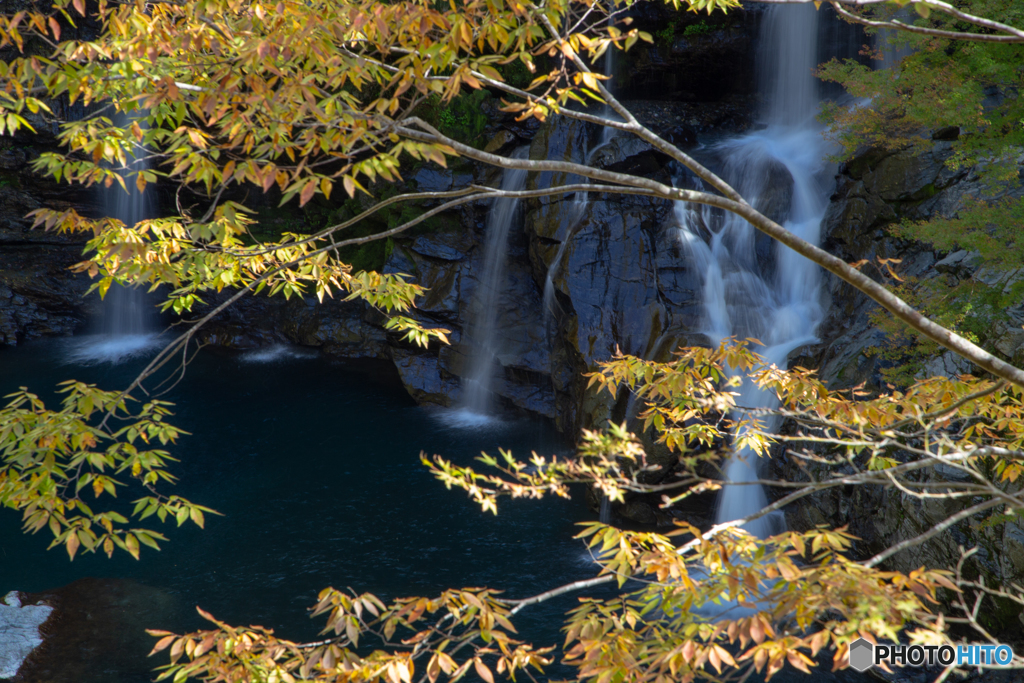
[
  {"xmin": 70, "ymin": 113, "xmax": 159, "ymax": 364},
  {"xmin": 674, "ymin": 4, "xmax": 836, "ymax": 537},
  {"xmin": 458, "ymin": 147, "xmax": 531, "ymax": 418}
]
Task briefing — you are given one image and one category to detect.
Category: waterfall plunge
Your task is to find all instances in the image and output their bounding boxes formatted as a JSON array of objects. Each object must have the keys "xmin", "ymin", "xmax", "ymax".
[
  {"xmin": 101, "ymin": 158, "xmax": 155, "ymax": 340},
  {"xmin": 457, "ymin": 147, "xmax": 531, "ymax": 419},
  {"xmin": 674, "ymin": 4, "xmax": 834, "ymax": 537},
  {"xmin": 70, "ymin": 113, "xmax": 159, "ymax": 364}
]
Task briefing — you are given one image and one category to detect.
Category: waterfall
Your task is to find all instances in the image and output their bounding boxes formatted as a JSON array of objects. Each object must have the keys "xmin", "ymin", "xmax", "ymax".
[
  {"xmin": 876, "ymin": 8, "xmax": 914, "ymax": 71},
  {"xmin": 459, "ymin": 147, "xmax": 531, "ymax": 417},
  {"xmin": 542, "ymin": 237, "xmax": 571, "ymax": 326},
  {"xmin": 70, "ymin": 112, "xmax": 159, "ymax": 364},
  {"xmin": 101, "ymin": 151, "xmax": 155, "ymax": 339},
  {"xmin": 672, "ymin": 4, "xmax": 835, "ymax": 537},
  {"xmin": 759, "ymin": 3, "xmax": 821, "ymax": 127}
]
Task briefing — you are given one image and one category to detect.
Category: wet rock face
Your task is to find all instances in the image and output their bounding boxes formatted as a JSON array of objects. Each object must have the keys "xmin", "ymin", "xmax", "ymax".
[
  {"xmin": 392, "ymin": 348, "xmax": 464, "ymax": 407},
  {"xmin": 362, "ymin": 104, "xmax": 757, "ymax": 433},
  {"xmin": 195, "ymin": 292, "xmax": 389, "ymax": 359},
  {"xmin": 613, "ymin": 5, "xmax": 758, "ymax": 103},
  {"xmin": 810, "ymin": 141, "xmax": 1024, "ymax": 391},
  {"xmin": 521, "ymin": 113, "xmax": 726, "ymax": 434},
  {"xmin": 791, "ymin": 140, "xmax": 1024, "ymax": 637},
  {"xmin": 0, "ymin": 254, "xmax": 91, "ymax": 345},
  {"xmin": 387, "ymin": 208, "xmax": 558, "ymax": 418},
  {"xmin": 0, "ymin": 147, "xmax": 98, "ymax": 345},
  {"xmin": 553, "ymin": 201, "xmax": 667, "ymax": 430},
  {"xmin": 551, "ymin": 202, "xmax": 664, "ymax": 362}
]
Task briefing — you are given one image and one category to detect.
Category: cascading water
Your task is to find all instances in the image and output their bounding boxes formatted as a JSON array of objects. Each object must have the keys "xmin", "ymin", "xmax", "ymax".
[
  {"xmin": 673, "ymin": 4, "xmax": 836, "ymax": 537},
  {"xmin": 456, "ymin": 147, "xmax": 531, "ymax": 420},
  {"xmin": 876, "ymin": 8, "xmax": 914, "ymax": 71},
  {"xmin": 101, "ymin": 160, "xmax": 154, "ymax": 340},
  {"xmin": 71, "ymin": 113, "xmax": 159, "ymax": 364}
]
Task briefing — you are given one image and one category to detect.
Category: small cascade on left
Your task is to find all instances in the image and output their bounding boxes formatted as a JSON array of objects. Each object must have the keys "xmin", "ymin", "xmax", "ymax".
[
  {"xmin": 444, "ymin": 146, "xmax": 530, "ymax": 427},
  {"xmin": 71, "ymin": 113, "xmax": 160, "ymax": 364}
]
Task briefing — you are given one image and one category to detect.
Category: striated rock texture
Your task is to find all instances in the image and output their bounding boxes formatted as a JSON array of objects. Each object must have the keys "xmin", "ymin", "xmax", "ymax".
[
  {"xmin": 780, "ymin": 138, "xmax": 1024, "ymax": 638},
  {"xmin": 804, "ymin": 139, "xmax": 1024, "ymax": 390},
  {"xmin": 0, "ymin": 140, "xmax": 96, "ymax": 345}
]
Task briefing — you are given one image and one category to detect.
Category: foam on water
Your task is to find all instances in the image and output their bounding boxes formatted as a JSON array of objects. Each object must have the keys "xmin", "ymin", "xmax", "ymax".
[
  {"xmin": 238, "ymin": 345, "xmax": 318, "ymax": 364},
  {"xmin": 431, "ymin": 407, "xmax": 507, "ymax": 431},
  {"xmin": 66, "ymin": 333, "xmax": 162, "ymax": 365}
]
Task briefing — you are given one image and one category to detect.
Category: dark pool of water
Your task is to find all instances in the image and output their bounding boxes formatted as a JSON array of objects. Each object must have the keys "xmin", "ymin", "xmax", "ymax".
[
  {"xmin": 0, "ymin": 338, "xmax": 601, "ymax": 681},
  {"xmin": 0, "ymin": 337, "xmax": 874, "ymax": 683}
]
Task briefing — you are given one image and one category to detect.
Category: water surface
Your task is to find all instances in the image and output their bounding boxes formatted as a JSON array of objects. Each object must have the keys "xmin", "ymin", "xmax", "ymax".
[{"xmin": 0, "ymin": 339, "xmax": 594, "ymax": 681}]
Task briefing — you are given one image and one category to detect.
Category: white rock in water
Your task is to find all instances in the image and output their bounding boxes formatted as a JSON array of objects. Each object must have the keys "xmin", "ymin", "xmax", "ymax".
[{"xmin": 0, "ymin": 590, "xmax": 53, "ymax": 679}]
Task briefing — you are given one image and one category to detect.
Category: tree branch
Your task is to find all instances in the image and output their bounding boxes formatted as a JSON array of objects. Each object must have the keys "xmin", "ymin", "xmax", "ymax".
[
  {"xmin": 401, "ymin": 120, "xmax": 1024, "ymax": 388},
  {"xmin": 863, "ymin": 498, "xmax": 1002, "ymax": 568},
  {"xmin": 758, "ymin": 0, "xmax": 1024, "ymax": 42},
  {"xmin": 506, "ymin": 576, "xmax": 616, "ymax": 616},
  {"xmin": 828, "ymin": 2, "xmax": 1024, "ymax": 44},
  {"xmin": 529, "ymin": 8, "xmax": 748, "ymax": 205}
]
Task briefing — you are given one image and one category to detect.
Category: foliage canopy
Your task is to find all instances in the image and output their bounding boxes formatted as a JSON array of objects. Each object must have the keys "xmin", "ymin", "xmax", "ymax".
[{"xmin": 1, "ymin": 0, "xmax": 1024, "ymax": 681}]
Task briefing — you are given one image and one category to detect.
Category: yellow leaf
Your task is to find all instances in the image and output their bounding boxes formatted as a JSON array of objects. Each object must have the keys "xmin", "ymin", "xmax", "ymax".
[
  {"xmin": 66, "ymin": 532, "xmax": 80, "ymax": 560},
  {"xmin": 125, "ymin": 533, "xmax": 140, "ymax": 559}
]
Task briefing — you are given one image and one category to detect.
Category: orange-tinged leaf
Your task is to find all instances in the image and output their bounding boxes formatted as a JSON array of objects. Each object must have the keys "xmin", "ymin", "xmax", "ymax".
[
  {"xmin": 708, "ymin": 646, "xmax": 721, "ymax": 673},
  {"xmin": 787, "ymin": 651, "xmax": 812, "ymax": 674},
  {"xmin": 299, "ymin": 179, "xmax": 316, "ymax": 207},
  {"xmin": 474, "ymin": 658, "xmax": 494, "ymax": 683},
  {"xmin": 427, "ymin": 654, "xmax": 440, "ymax": 683},
  {"xmin": 149, "ymin": 635, "xmax": 176, "ymax": 656}
]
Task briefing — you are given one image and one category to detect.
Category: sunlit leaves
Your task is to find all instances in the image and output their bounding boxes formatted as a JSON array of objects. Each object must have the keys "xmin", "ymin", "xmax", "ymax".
[
  {"xmin": 1, "ymin": 0, "xmax": 1022, "ymax": 680},
  {"xmin": 424, "ymin": 340, "xmax": 1024, "ymax": 681},
  {"xmin": 149, "ymin": 587, "xmax": 552, "ymax": 683},
  {"xmin": 0, "ymin": 383, "xmax": 214, "ymax": 560}
]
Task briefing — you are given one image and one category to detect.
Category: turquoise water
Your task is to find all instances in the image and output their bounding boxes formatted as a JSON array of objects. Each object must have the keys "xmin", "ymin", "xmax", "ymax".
[
  {"xmin": 0, "ymin": 338, "xmax": 871, "ymax": 683},
  {"xmin": 0, "ymin": 338, "xmax": 597, "ymax": 681}
]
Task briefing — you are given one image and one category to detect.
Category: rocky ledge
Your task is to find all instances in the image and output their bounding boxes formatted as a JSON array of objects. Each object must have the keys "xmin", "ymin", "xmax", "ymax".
[
  {"xmin": 8, "ymin": 578, "xmax": 179, "ymax": 683},
  {"xmin": 0, "ymin": 592, "xmax": 51, "ymax": 680}
]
